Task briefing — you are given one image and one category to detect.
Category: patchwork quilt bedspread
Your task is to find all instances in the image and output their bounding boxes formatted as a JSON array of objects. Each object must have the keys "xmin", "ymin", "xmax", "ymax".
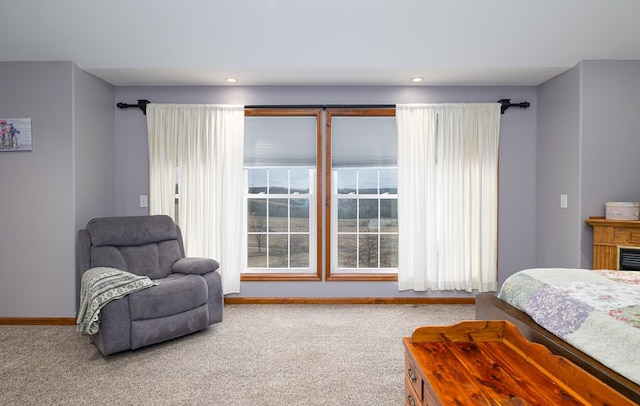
[{"xmin": 498, "ymin": 268, "xmax": 640, "ymax": 385}]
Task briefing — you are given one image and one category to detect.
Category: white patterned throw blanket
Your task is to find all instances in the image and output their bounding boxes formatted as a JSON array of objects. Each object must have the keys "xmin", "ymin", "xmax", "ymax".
[
  {"xmin": 498, "ymin": 268, "xmax": 640, "ymax": 385},
  {"xmin": 76, "ymin": 267, "xmax": 158, "ymax": 335}
]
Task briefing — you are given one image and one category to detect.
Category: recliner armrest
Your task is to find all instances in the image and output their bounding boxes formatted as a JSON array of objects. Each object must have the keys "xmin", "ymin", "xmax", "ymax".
[{"xmin": 172, "ymin": 258, "xmax": 220, "ymax": 275}]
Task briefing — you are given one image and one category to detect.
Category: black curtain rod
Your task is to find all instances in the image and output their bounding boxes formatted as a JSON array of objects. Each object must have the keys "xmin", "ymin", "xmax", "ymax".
[
  {"xmin": 245, "ymin": 104, "xmax": 396, "ymax": 110},
  {"xmin": 116, "ymin": 100, "xmax": 530, "ymax": 115}
]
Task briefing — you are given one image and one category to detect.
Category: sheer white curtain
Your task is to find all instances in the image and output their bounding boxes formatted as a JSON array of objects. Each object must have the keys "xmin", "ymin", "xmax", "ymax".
[
  {"xmin": 396, "ymin": 103, "xmax": 500, "ymax": 292},
  {"xmin": 147, "ymin": 103, "xmax": 245, "ymax": 294}
]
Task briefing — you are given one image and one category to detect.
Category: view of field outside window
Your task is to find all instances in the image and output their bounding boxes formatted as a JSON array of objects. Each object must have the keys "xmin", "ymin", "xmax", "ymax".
[
  {"xmin": 246, "ymin": 167, "xmax": 313, "ymax": 270},
  {"xmin": 334, "ymin": 168, "xmax": 398, "ymax": 271}
]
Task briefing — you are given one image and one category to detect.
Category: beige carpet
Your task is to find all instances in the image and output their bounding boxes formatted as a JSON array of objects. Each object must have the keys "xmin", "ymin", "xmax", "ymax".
[{"xmin": 0, "ymin": 304, "xmax": 474, "ymax": 405}]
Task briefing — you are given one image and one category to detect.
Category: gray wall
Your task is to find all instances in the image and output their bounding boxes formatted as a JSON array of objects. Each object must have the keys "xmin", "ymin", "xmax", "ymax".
[
  {"xmin": 115, "ymin": 85, "xmax": 538, "ymax": 297},
  {"xmin": 0, "ymin": 61, "xmax": 114, "ymax": 317},
  {"xmin": 73, "ymin": 64, "xmax": 117, "ymax": 304},
  {"xmin": 73, "ymin": 65, "xmax": 116, "ymax": 230},
  {"xmin": 580, "ymin": 60, "xmax": 640, "ymax": 267},
  {"xmin": 0, "ymin": 61, "xmax": 75, "ymax": 317},
  {"xmin": 537, "ymin": 60, "xmax": 640, "ymax": 269},
  {"xmin": 537, "ymin": 66, "xmax": 582, "ymax": 267}
]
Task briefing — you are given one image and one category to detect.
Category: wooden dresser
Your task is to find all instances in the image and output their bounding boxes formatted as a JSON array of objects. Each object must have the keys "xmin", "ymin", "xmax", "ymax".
[
  {"xmin": 403, "ymin": 321, "xmax": 634, "ymax": 405},
  {"xmin": 586, "ymin": 216, "xmax": 640, "ymax": 270}
]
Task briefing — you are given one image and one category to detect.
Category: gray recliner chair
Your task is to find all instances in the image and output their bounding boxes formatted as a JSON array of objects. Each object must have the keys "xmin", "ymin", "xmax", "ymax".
[{"xmin": 78, "ymin": 215, "xmax": 223, "ymax": 355}]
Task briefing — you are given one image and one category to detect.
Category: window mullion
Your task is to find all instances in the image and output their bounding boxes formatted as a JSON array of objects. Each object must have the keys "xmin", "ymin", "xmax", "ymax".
[
  {"xmin": 265, "ymin": 196, "xmax": 270, "ymax": 268},
  {"xmin": 377, "ymin": 177, "xmax": 381, "ymax": 269},
  {"xmin": 356, "ymin": 168, "xmax": 360, "ymax": 269},
  {"xmin": 287, "ymin": 195, "xmax": 291, "ymax": 268}
]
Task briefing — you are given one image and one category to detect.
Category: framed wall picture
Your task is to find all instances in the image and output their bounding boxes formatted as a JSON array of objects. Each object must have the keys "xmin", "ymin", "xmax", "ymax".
[{"xmin": 0, "ymin": 118, "xmax": 32, "ymax": 151}]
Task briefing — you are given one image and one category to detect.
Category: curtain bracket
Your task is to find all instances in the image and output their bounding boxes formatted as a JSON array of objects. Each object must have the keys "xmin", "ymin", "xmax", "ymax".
[
  {"xmin": 498, "ymin": 99, "xmax": 530, "ymax": 114},
  {"xmin": 116, "ymin": 99, "xmax": 151, "ymax": 115}
]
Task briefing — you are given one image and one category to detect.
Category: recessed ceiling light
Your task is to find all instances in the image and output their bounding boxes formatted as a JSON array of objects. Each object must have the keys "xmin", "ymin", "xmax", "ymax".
[
  {"xmin": 411, "ymin": 77, "xmax": 424, "ymax": 83},
  {"xmin": 225, "ymin": 78, "xmax": 238, "ymax": 83}
]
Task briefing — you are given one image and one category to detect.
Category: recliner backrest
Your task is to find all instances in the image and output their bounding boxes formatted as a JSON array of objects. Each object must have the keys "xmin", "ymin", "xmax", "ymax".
[{"xmin": 85, "ymin": 215, "xmax": 183, "ymax": 280}]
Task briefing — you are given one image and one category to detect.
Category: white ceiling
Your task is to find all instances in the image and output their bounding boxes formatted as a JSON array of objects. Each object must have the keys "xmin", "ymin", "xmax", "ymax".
[{"xmin": 2, "ymin": 0, "xmax": 640, "ymax": 87}]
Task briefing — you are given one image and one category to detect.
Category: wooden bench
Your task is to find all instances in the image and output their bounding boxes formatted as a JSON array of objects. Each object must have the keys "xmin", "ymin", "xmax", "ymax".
[{"xmin": 403, "ymin": 320, "xmax": 635, "ymax": 405}]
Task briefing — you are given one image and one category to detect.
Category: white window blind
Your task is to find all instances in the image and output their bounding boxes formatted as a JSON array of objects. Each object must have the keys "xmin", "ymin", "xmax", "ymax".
[
  {"xmin": 244, "ymin": 116, "xmax": 316, "ymax": 166},
  {"xmin": 331, "ymin": 116, "xmax": 397, "ymax": 167}
]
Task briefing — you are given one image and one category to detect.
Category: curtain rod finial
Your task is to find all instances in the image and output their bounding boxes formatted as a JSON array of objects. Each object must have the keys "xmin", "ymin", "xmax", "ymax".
[
  {"xmin": 116, "ymin": 99, "xmax": 151, "ymax": 115},
  {"xmin": 498, "ymin": 98, "xmax": 530, "ymax": 114}
]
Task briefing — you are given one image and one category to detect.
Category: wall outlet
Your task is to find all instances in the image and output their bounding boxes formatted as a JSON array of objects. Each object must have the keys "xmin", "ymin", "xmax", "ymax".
[{"xmin": 140, "ymin": 195, "xmax": 148, "ymax": 208}]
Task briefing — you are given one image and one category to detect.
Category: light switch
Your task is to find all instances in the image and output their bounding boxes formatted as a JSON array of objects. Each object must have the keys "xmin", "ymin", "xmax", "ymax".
[
  {"xmin": 140, "ymin": 195, "xmax": 148, "ymax": 208},
  {"xmin": 560, "ymin": 194, "xmax": 568, "ymax": 209}
]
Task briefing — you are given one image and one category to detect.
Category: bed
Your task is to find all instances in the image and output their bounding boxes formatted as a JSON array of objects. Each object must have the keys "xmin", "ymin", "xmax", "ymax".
[{"xmin": 476, "ymin": 268, "xmax": 640, "ymax": 403}]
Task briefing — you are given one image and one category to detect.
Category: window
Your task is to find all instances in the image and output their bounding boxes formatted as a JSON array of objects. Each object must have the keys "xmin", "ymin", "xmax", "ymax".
[
  {"xmin": 326, "ymin": 109, "xmax": 397, "ymax": 280},
  {"xmin": 333, "ymin": 168, "xmax": 398, "ymax": 270},
  {"xmin": 246, "ymin": 167, "xmax": 314, "ymax": 270},
  {"xmin": 243, "ymin": 109, "xmax": 321, "ymax": 280},
  {"xmin": 242, "ymin": 107, "xmax": 397, "ymax": 281}
]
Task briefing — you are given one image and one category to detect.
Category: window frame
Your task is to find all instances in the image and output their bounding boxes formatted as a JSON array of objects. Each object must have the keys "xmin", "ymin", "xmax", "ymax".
[
  {"xmin": 325, "ymin": 108, "xmax": 397, "ymax": 282},
  {"xmin": 242, "ymin": 108, "xmax": 323, "ymax": 282},
  {"xmin": 241, "ymin": 107, "xmax": 398, "ymax": 282}
]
